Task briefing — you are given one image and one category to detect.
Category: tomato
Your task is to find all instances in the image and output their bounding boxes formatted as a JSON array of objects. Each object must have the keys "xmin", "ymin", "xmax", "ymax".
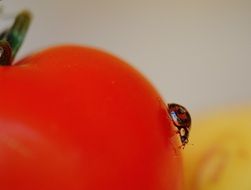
[{"xmin": 0, "ymin": 45, "xmax": 183, "ymax": 190}]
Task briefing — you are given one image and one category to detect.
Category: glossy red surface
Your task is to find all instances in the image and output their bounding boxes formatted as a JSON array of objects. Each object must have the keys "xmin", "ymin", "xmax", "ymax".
[{"xmin": 0, "ymin": 45, "xmax": 183, "ymax": 190}]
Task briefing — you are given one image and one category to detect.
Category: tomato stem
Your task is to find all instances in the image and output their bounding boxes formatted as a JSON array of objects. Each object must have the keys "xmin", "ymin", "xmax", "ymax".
[{"xmin": 0, "ymin": 10, "xmax": 32, "ymax": 66}]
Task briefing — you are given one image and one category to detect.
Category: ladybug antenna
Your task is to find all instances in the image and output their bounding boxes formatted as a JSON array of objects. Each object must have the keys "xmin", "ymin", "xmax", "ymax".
[{"xmin": 0, "ymin": 10, "xmax": 32, "ymax": 66}]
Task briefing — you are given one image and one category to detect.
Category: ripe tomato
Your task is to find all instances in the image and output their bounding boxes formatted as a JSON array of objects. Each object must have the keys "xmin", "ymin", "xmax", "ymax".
[{"xmin": 0, "ymin": 45, "xmax": 183, "ymax": 190}]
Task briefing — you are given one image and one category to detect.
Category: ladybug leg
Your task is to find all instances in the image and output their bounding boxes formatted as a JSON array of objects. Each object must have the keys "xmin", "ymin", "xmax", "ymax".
[
  {"xmin": 173, "ymin": 128, "xmax": 185, "ymax": 149},
  {"xmin": 178, "ymin": 144, "xmax": 185, "ymax": 149}
]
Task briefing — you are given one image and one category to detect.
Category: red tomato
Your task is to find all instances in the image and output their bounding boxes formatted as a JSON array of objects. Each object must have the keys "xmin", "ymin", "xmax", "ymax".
[{"xmin": 0, "ymin": 45, "xmax": 183, "ymax": 190}]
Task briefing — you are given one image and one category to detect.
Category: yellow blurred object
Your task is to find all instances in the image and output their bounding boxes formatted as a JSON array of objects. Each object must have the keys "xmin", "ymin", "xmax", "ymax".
[{"xmin": 184, "ymin": 104, "xmax": 251, "ymax": 190}]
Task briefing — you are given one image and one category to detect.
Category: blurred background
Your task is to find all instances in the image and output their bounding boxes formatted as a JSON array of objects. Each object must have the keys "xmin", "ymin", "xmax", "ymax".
[{"xmin": 2, "ymin": 0, "xmax": 251, "ymax": 115}]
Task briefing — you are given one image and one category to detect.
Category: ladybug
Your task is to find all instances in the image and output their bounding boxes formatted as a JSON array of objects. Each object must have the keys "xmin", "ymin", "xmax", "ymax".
[{"xmin": 168, "ymin": 103, "xmax": 191, "ymax": 148}]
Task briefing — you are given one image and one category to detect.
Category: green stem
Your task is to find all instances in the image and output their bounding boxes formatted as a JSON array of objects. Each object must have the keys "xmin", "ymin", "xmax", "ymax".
[{"xmin": 0, "ymin": 10, "xmax": 32, "ymax": 66}]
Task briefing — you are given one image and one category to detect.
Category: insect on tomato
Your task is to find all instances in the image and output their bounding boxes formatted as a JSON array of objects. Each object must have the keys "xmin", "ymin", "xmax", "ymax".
[
  {"xmin": 168, "ymin": 103, "xmax": 191, "ymax": 148},
  {"xmin": 0, "ymin": 10, "xmax": 191, "ymax": 190}
]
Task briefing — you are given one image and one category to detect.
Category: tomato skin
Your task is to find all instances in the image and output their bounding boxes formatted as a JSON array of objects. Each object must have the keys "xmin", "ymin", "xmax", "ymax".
[{"xmin": 0, "ymin": 45, "xmax": 183, "ymax": 190}]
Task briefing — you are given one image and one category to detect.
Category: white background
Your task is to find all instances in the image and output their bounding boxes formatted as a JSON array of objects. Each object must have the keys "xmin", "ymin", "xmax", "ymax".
[{"xmin": 2, "ymin": 0, "xmax": 251, "ymax": 114}]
